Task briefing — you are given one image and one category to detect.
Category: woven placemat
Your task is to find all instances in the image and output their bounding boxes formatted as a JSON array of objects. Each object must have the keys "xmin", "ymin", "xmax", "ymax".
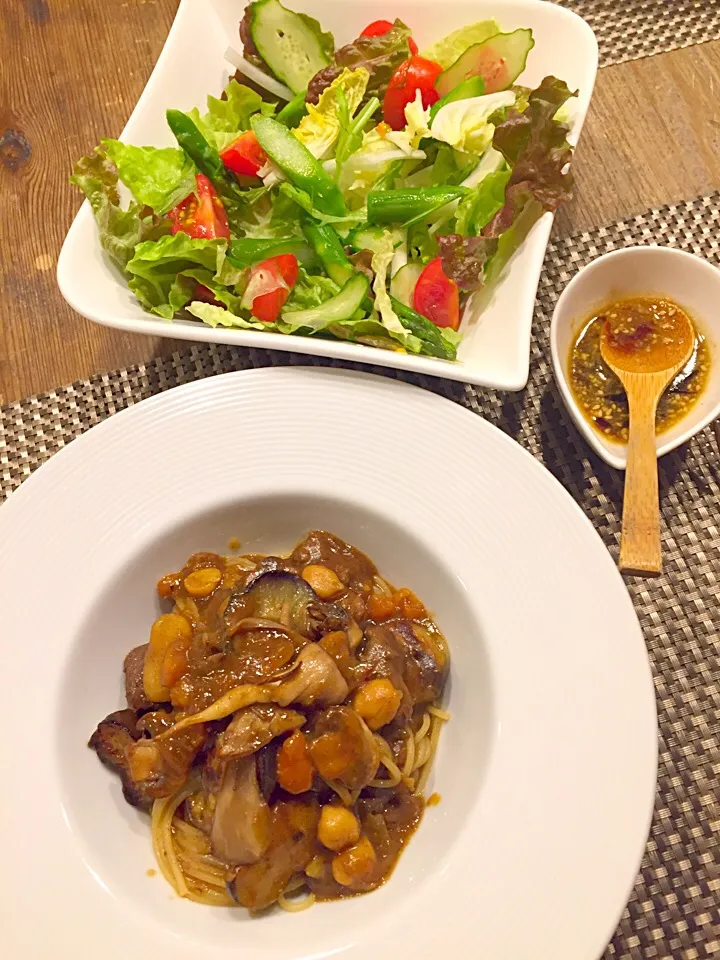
[
  {"xmin": 2, "ymin": 193, "xmax": 719, "ymax": 958},
  {"xmin": 559, "ymin": 0, "xmax": 720, "ymax": 67}
]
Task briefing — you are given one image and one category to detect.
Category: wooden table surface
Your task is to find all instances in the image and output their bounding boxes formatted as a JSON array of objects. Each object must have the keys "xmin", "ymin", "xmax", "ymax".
[{"xmin": 1, "ymin": 0, "xmax": 719, "ymax": 404}]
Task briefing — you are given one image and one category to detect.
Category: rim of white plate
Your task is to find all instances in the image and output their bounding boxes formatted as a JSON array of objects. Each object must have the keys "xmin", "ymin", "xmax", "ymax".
[{"xmin": 0, "ymin": 367, "xmax": 656, "ymax": 960}]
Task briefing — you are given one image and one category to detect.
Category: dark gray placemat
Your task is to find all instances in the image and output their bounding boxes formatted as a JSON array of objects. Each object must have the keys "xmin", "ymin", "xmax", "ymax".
[
  {"xmin": 2, "ymin": 192, "xmax": 719, "ymax": 958},
  {"xmin": 559, "ymin": 0, "xmax": 720, "ymax": 66}
]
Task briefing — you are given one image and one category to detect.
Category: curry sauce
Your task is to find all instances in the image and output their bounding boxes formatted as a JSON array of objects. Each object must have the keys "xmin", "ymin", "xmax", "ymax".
[{"xmin": 568, "ymin": 297, "xmax": 710, "ymax": 442}]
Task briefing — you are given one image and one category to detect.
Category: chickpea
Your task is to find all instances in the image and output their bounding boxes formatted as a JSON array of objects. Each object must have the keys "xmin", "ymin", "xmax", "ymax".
[
  {"xmin": 353, "ymin": 678, "xmax": 402, "ymax": 730},
  {"xmin": 331, "ymin": 835, "xmax": 376, "ymax": 887},
  {"xmin": 183, "ymin": 567, "xmax": 222, "ymax": 598},
  {"xmin": 302, "ymin": 564, "xmax": 344, "ymax": 600},
  {"xmin": 144, "ymin": 613, "xmax": 192, "ymax": 701},
  {"xmin": 318, "ymin": 805, "xmax": 361, "ymax": 853}
]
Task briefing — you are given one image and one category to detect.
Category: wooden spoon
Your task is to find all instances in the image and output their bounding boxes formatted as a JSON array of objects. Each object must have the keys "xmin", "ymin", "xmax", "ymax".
[{"xmin": 600, "ymin": 303, "xmax": 695, "ymax": 576}]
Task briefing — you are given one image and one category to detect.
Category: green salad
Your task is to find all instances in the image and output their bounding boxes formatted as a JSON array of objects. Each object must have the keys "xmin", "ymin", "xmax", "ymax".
[{"xmin": 72, "ymin": 0, "xmax": 578, "ymax": 361}]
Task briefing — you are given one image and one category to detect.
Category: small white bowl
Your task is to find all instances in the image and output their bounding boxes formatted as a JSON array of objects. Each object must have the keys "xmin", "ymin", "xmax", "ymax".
[{"xmin": 550, "ymin": 246, "xmax": 720, "ymax": 470}]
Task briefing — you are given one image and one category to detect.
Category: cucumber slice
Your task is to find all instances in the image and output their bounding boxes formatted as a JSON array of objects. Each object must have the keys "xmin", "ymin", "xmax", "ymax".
[
  {"xmin": 435, "ymin": 28, "xmax": 534, "ymax": 99},
  {"xmin": 430, "ymin": 76, "xmax": 486, "ymax": 121},
  {"xmin": 390, "ymin": 263, "xmax": 423, "ymax": 308},
  {"xmin": 348, "ymin": 225, "xmax": 405, "ymax": 255},
  {"xmin": 249, "ymin": 0, "xmax": 334, "ymax": 95},
  {"xmin": 281, "ymin": 274, "xmax": 369, "ymax": 330}
]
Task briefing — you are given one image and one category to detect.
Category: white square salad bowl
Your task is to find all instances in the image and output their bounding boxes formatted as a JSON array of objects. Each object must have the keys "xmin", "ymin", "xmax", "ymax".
[{"xmin": 57, "ymin": 0, "xmax": 598, "ymax": 390}]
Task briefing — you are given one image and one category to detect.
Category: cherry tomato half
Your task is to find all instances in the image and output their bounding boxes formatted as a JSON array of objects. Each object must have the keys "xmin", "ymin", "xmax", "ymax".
[
  {"xmin": 413, "ymin": 257, "xmax": 460, "ymax": 330},
  {"xmin": 220, "ymin": 130, "xmax": 268, "ymax": 178},
  {"xmin": 360, "ymin": 19, "xmax": 419, "ymax": 55},
  {"xmin": 168, "ymin": 174, "xmax": 230, "ymax": 240},
  {"xmin": 248, "ymin": 254, "xmax": 299, "ymax": 323},
  {"xmin": 382, "ymin": 55, "xmax": 443, "ymax": 131}
]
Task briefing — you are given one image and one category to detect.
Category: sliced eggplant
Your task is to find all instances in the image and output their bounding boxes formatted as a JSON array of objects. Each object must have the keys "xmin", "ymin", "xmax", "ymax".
[{"xmin": 225, "ymin": 570, "xmax": 350, "ymax": 641}]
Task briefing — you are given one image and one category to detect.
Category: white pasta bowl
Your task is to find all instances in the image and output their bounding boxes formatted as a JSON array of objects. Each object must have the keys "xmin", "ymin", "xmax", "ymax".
[
  {"xmin": 551, "ymin": 246, "xmax": 720, "ymax": 469},
  {"xmin": 0, "ymin": 368, "xmax": 656, "ymax": 959},
  {"xmin": 57, "ymin": 0, "xmax": 598, "ymax": 390}
]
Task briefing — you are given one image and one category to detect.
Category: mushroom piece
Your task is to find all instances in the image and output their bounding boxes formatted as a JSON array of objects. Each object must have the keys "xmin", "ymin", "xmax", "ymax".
[
  {"xmin": 291, "ymin": 531, "xmax": 377, "ymax": 594},
  {"xmin": 308, "ymin": 706, "xmax": 380, "ymax": 791},
  {"xmin": 88, "ymin": 709, "xmax": 152, "ymax": 810},
  {"xmin": 230, "ymin": 799, "xmax": 320, "ymax": 911},
  {"xmin": 216, "ymin": 704, "xmax": 305, "ymax": 760},
  {"xmin": 360, "ymin": 620, "xmax": 448, "ymax": 706},
  {"xmin": 125, "ymin": 723, "xmax": 206, "ymax": 799},
  {"xmin": 123, "ymin": 645, "xmax": 153, "ymax": 711},
  {"xmin": 211, "ymin": 755, "xmax": 271, "ymax": 865},
  {"xmin": 153, "ymin": 644, "xmax": 349, "ymax": 739},
  {"xmin": 273, "ymin": 644, "xmax": 349, "ymax": 708}
]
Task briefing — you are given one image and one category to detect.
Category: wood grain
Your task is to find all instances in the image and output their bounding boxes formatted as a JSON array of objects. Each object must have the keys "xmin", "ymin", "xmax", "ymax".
[
  {"xmin": 556, "ymin": 40, "xmax": 720, "ymax": 236},
  {"xmin": 0, "ymin": 0, "xmax": 182, "ymax": 405},
  {"xmin": 1, "ymin": 1, "xmax": 719, "ymax": 402}
]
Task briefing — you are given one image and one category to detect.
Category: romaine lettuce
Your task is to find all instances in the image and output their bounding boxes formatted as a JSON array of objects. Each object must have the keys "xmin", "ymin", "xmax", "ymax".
[
  {"xmin": 188, "ymin": 79, "xmax": 275, "ymax": 153},
  {"xmin": 70, "ymin": 146, "xmax": 170, "ymax": 273},
  {"xmin": 293, "ymin": 68, "xmax": 369, "ymax": 160},
  {"xmin": 126, "ymin": 233, "xmax": 228, "ymax": 318},
  {"xmin": 430, "ymin": 91, "xmax": 515, "ymax": 156},
  {"xmin": 102, "ymin": 140, "xmax": 195, "ymax": 215}
]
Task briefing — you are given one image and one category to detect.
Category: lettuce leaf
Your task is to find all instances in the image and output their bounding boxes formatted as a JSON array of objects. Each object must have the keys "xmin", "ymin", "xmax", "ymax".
[
  {"xmin": 327, "ymin": 317, "xmax": 409, "ymax": 351},
  {"xmin": 70, "ymin": 146, "xmax": 170, "ymax": 273},
  {"xmin": 385, "ymin": 91, "xmax": 432, "ymax": 152},
  {"xmin": 286, "ymin": 269, "xmax": 341, "ymax": 309},
  {"xmin": 187, "ymin": 301, "xmax": 272, "ymax": 329},
  {"xmin": 438, "ymin": 77, "xmax": 578, "ymax": 292},
  {"xmin": 298, "ymin": 9, "xmax": 335, "ymax": 62},
  {"xmin": 491, "ymin": 76, "xmax": 577, "ymax": 213},
  {"xmin": 188, "ymin": 79, "xmax": 275, "ymax": 153},
  {"xmin": 454, "ymin": 168, "xmax": 511, "ymax": 235},
  {"xmin": 293, "ymin": 68, "xmax": 369, "ymax": 160},
  {"xmin": 279, "ymin": 182, "xmax": 366, "ymax": 232},
  {"xmin": 307, "ymin": 19, "xmax": 412, "ymax": 105},
  {"xmin": 231, "ymin": 184, "xmax": 306, "ymax": 238},
  {"xmin": 369, "ymin": 233, "xmax": 423, "ymax": 352},
  {"xmin": 430, "ymin": 91, "xmax": 515, "ymax": 156},
  {"xmin": 421, "ymin": 19, "xmax": 500, "ymax": 69},
  {"xmin": 407, "ymin": 221, "xmax": 439, "ymax": 263},
  {"xmin": 102, "ymin": 140, "xmax": 195, "ymax": 215},
  {"xmin": 483, "ymin": 187, "xmax": 543, "ymax": 286},
  {"xmin": 437, "ymin": 234, "xmax": 494, "ymax": 292},
  {"xmin": 126, "ymin": 233, "xmax": 228, "ymax": 318}
]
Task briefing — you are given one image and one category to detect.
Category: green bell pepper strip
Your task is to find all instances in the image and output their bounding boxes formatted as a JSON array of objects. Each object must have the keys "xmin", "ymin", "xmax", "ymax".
[
  {"xmin": 277, "ymin": 90, "xmax": 309, "ymax": 127},
  {"xmin": 368, "ymin": 187, "xmax": 468, "ymax": 225},
  {"xmin": 301, "ymin": 222, "xmax": 354, "ymax": 286},
  {"xmin": 390, "ymin": 297, "xmax": 457, "ymax": 360},
  {"xmin": 251, "ymin": 115, "xmax": 346, "ymax": 217}
]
